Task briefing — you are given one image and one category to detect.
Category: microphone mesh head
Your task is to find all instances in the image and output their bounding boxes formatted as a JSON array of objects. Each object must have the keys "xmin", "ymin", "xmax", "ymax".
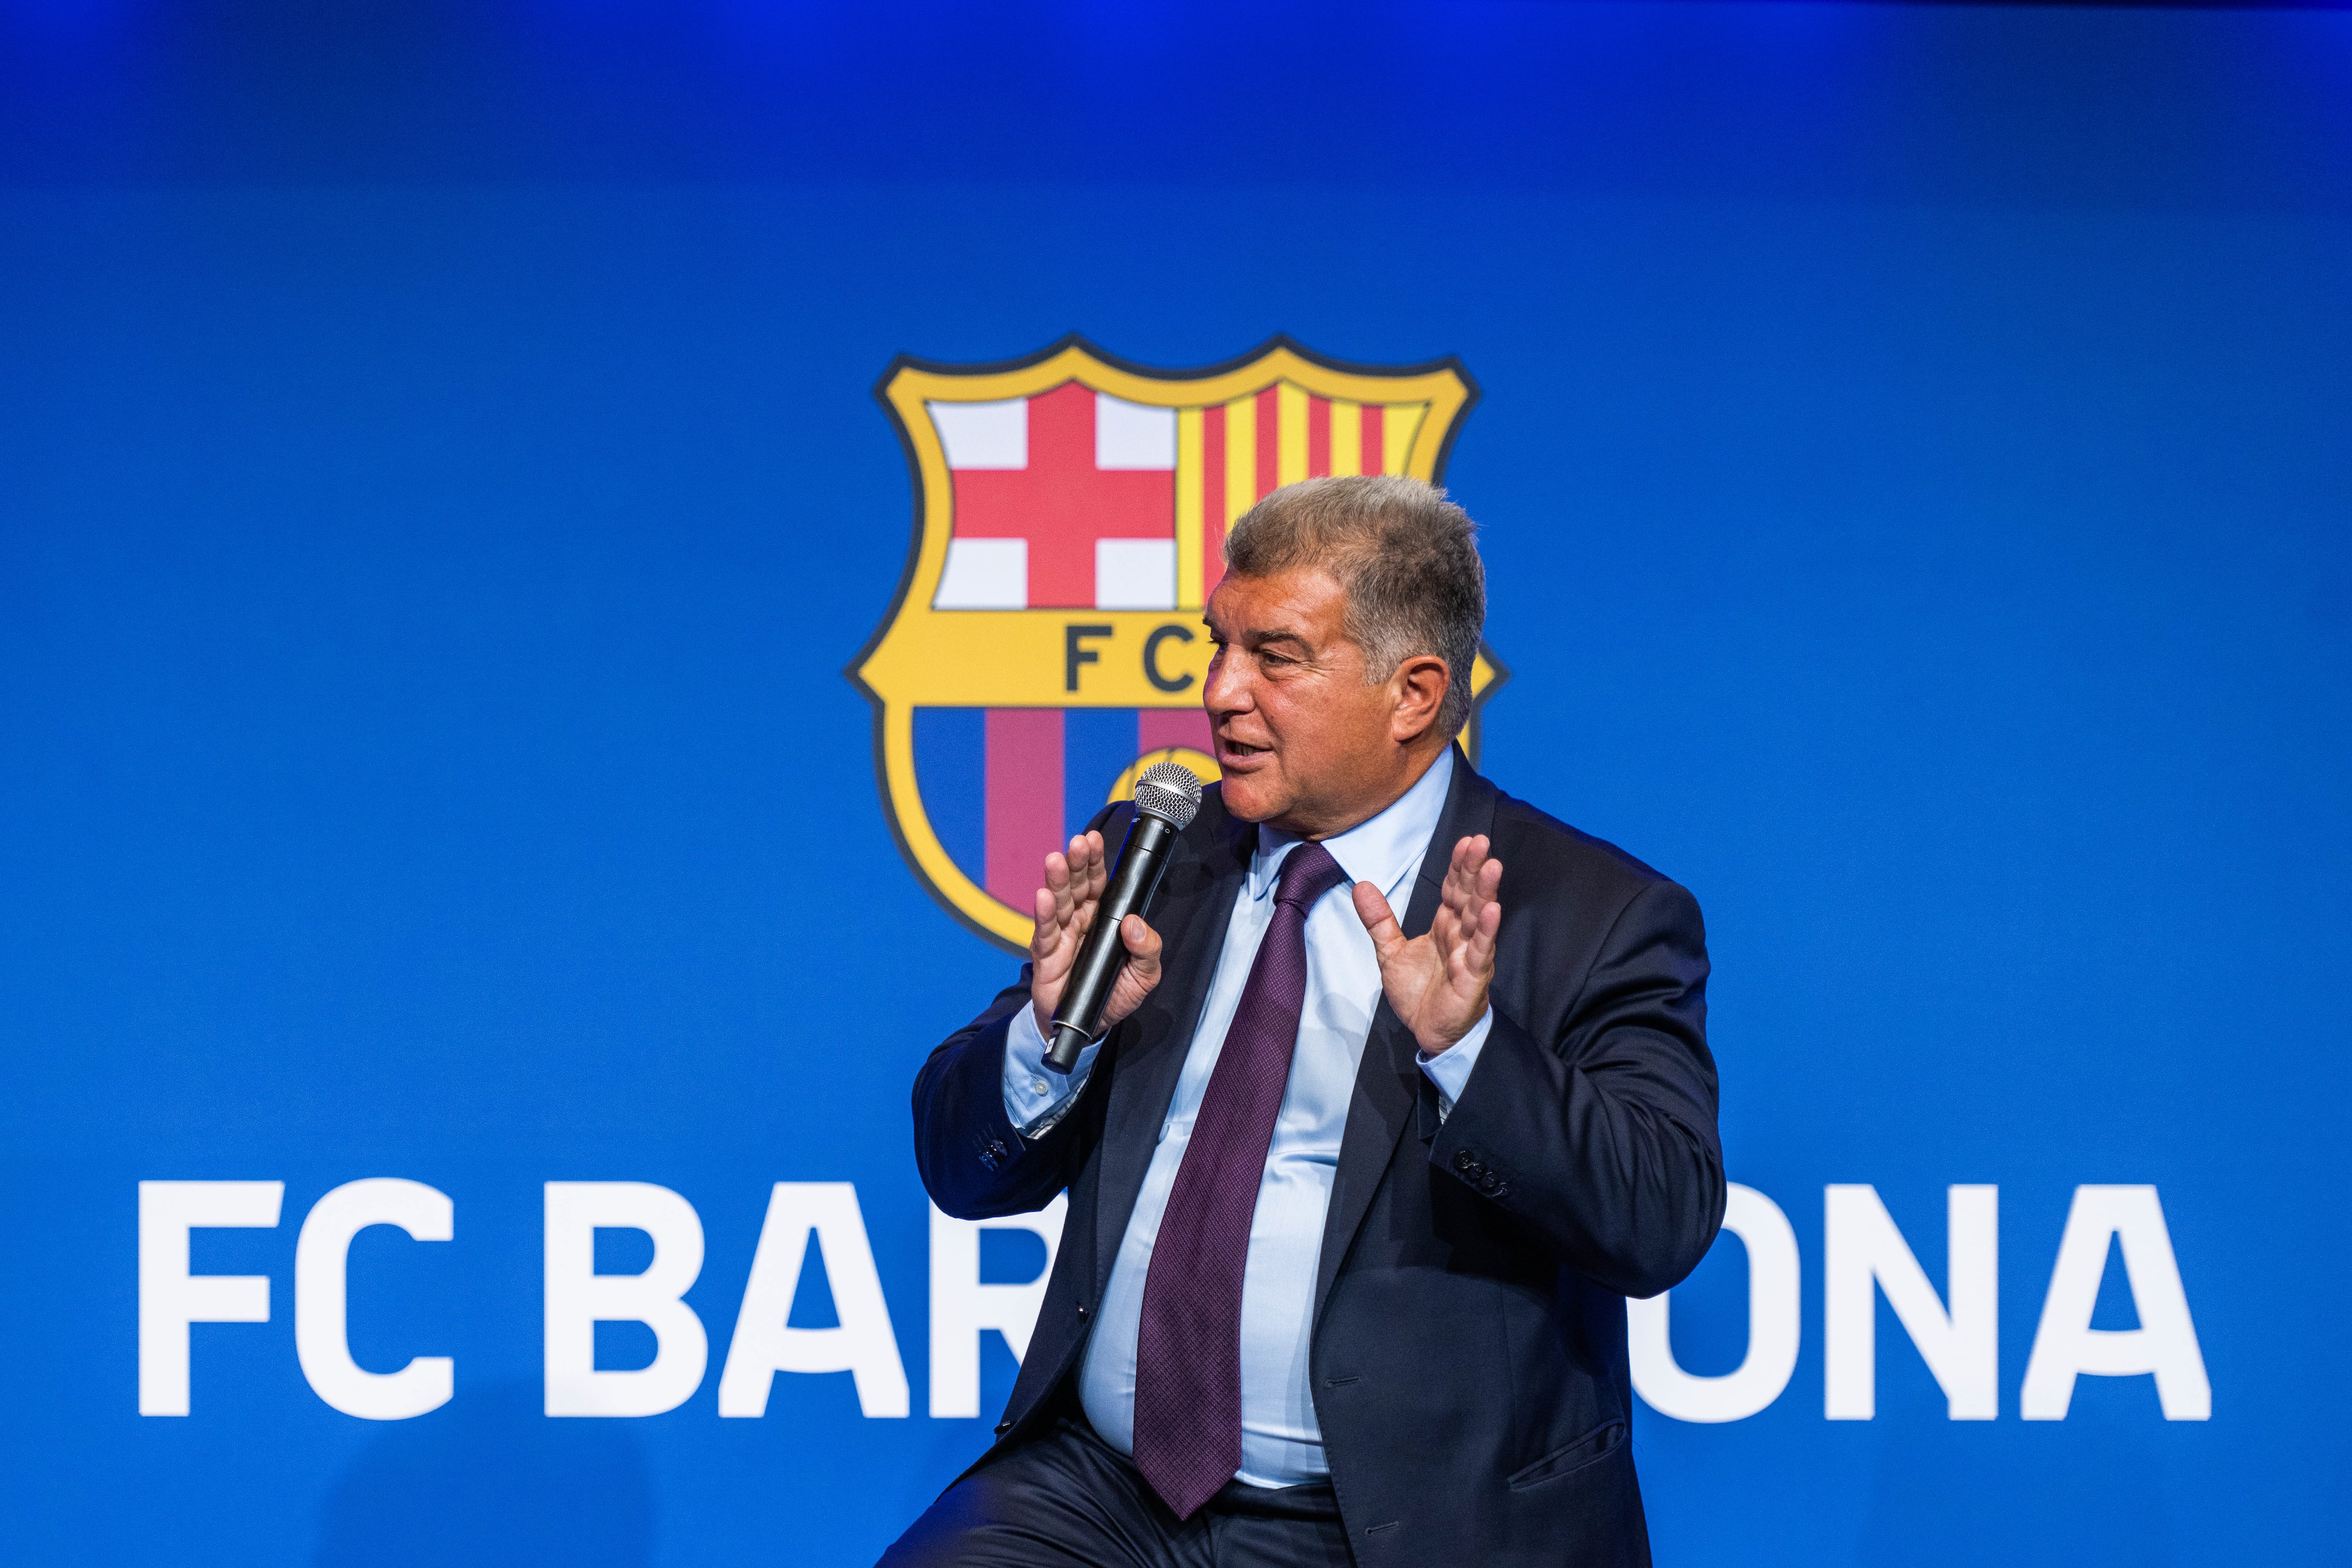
[{"xmin": 1132, "ymin": 761, "xmax": 1203, "ymax": 829}]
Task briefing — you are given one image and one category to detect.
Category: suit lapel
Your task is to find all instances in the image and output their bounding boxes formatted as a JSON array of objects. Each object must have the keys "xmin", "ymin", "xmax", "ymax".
[
  {"xmin": 1311, "ymin": 748, "xmax": 1500, "ymax": 1321},
  {"xmin": 1091, "ymin": 800, "xmax": 1252, "ymax": 1299}
]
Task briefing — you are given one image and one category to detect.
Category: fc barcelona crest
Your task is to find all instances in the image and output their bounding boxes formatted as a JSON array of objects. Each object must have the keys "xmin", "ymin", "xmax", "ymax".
[{"xmin": 851, "ymin": 336, "xmax": 1502, "ymax": 952}]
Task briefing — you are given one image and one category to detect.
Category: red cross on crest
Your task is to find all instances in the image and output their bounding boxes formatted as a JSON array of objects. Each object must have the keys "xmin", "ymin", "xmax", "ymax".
[{"xmin": 938, "ymin": 381, "xmax": 1179, "ymax": 610}]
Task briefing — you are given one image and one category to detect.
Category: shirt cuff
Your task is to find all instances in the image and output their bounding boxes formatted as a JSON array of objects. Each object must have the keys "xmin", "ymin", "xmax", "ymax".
[
  {"xmin": 1414, "ymin": 1008, "xmax": 1493, "ymax": 1120},
  {"xmin": 1001, "ymin": 1003, "xmax": 1103, "ymax": 1136}
]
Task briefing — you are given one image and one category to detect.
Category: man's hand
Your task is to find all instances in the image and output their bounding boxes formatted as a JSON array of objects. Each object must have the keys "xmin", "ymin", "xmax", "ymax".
[
  {"xmin": 1030, "ymin": 830, "xmax": 1164, "ymax": 1039},
  {"xmin": 1352, "ymin": 834, "xmax": 1502, "ymax": 1055}
]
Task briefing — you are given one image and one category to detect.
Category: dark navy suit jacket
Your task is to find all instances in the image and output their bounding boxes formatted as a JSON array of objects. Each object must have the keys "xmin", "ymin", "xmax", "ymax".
[{"xmin": 912, "ymin": 752, "xmax": 1724, "ymax": 1566}]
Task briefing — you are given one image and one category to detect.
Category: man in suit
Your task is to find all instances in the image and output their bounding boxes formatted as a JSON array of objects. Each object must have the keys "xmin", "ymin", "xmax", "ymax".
[{"xmin": 886, "ymin": 476, "xmax": 1723, "ymax": 1567}]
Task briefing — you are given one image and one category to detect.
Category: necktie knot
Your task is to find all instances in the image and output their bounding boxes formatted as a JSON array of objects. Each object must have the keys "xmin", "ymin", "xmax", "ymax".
[{"xmin": 1273, "ymin": 840, "xmax": 1348, "ymax": 913}]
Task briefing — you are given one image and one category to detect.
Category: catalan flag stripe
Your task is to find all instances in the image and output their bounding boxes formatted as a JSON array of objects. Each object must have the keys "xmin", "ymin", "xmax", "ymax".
[
  {"xmin": 1204, "ymin": 401, "xmax": 1231, "ymax": 602},
  {"xmin": 1168, "ymin": 390, "xmax": 1445, "ymax": 607},
  {"xmin": 1176, "ymin": 406, "xmax": 1205, "ymax": 608},
  {"xmin": 1254, "ymin": 387, "xmax": 1279, "ymax": 500},
  {"xmin": 1382, "ymin": 402, "xmax": 1425, "ymax": 474},
  {"xmin": 1277, "ymin": 382, "xmax": 1310, "ymax": 486},
  {"xmin": 1330, "ymin": 398, "xmax": 1362, "ymax": 476},
  {"xmin": 1224, "ymin": 393, "xmax": 1256, "ymax": 529}
]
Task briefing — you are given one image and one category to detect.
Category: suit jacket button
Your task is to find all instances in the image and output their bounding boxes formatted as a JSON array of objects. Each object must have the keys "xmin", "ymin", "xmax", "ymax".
[
  {"xmin": 1076, "ymin": 1302, "xmax": 1089, "ymax": 1320},
  {"xmin": 1453, "ymin": 1149, "xmax": 1476, "ymax": 1172},
  {"xmin": 1478, "ymin": 1172, "xmax": 1502, "ymax": 1194},
  {"xmin": 994, "ymin": 1419, "xmax": 1013, "ymax": 1436}
]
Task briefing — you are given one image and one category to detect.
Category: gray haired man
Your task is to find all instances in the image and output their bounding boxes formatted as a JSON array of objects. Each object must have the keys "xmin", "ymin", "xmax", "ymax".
[{"xmin": 891, "ymin": 475, "xmax": 1724, "ymax": 1567}]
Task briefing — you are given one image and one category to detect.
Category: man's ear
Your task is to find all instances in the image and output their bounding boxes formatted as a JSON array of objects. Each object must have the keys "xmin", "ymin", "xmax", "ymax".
[{"xmin": 1390, "ymin": 654, "xmax": 1452, "ymax": 744}]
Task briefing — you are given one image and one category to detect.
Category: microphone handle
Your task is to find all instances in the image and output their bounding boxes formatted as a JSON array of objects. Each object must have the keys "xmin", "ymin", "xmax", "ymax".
[{"xmin": 1045, "ymin": 811, "xmax": 1179, "ymax": 1073}]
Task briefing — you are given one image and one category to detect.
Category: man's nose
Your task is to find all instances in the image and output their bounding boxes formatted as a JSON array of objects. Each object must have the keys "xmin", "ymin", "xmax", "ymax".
[{"xmin": 1203, "ymin": 652, "xmax": 1251, "ymax": 716}]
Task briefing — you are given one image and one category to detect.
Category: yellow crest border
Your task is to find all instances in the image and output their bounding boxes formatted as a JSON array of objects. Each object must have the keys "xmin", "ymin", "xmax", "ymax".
[{"xmin": 849, "ymin": 334, "xmax": 1501, "ymax": 953}]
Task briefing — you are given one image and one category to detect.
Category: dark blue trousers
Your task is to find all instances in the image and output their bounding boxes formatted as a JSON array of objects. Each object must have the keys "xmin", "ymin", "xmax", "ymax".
[{"xmin": 878, "ymin": 1417, "xmax": 1353, "ymax": 1568}]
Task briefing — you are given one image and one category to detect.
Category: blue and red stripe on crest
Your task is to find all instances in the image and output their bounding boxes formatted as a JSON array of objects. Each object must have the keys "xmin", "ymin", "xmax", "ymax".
[{"xmin": 911, "ymin": 706, "xmax": 1215, "ymax": 915}]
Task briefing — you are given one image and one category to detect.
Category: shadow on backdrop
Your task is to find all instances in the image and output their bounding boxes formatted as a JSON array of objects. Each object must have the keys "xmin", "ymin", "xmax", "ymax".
[{"xmin": 311, "ymin": 1381, "xmax": 655, "ymax": 1568}]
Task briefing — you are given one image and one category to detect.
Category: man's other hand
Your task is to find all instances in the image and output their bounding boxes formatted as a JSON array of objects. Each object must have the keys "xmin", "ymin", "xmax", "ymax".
[
  {"xmin": 1030, "ymin": 830, "xmax": 1164, "ymax": 1039},
  {"xmin": 1353, "ymin": 833, "xmax": 1501, "ymax": 1055}
]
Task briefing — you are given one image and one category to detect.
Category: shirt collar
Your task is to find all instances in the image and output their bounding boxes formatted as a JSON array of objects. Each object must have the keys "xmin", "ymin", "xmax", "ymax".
[{"xmin": 1248, "ymin": 747, "xmax": 1456, "ymax": 908}]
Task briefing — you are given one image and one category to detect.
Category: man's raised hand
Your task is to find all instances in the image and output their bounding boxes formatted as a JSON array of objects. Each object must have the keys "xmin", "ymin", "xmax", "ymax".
[
  {"xmin": 1351, "ymin": 833, "xmax": 1502, "ymax": 1056},
  {"xmin": 1029, "ymin": 830, "xmax": 1164, "ymax": 1039}
]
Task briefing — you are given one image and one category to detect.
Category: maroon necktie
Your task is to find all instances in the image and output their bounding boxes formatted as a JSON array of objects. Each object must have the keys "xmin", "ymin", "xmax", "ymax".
[{"xmin": 1130, "ymin": 840, "xmax": 1350, "ymax": 1520}]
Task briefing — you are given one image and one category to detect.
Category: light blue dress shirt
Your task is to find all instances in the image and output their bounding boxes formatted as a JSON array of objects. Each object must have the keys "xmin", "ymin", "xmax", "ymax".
[{"xmin": 999, "ymin": 748, "xmax": 1492, "ymax": 1487}]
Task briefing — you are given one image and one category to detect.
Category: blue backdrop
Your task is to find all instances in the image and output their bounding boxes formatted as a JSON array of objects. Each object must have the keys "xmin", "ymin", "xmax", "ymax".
[{"xmin": 4, "ymin": 3, "xmax": 2349, "ymax": 1564}]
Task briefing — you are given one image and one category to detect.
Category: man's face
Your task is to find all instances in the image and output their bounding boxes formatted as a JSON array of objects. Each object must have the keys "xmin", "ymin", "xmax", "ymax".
[{"xmin": 1202, "ymin": 568, "xmax": 1418, "ymax": 837}]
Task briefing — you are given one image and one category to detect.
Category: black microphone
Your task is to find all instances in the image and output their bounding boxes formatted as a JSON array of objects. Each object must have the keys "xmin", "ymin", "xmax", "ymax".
[{"xmin": 1044, "ymin": 761, "xmax": 1204, "ymax": 1073}]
